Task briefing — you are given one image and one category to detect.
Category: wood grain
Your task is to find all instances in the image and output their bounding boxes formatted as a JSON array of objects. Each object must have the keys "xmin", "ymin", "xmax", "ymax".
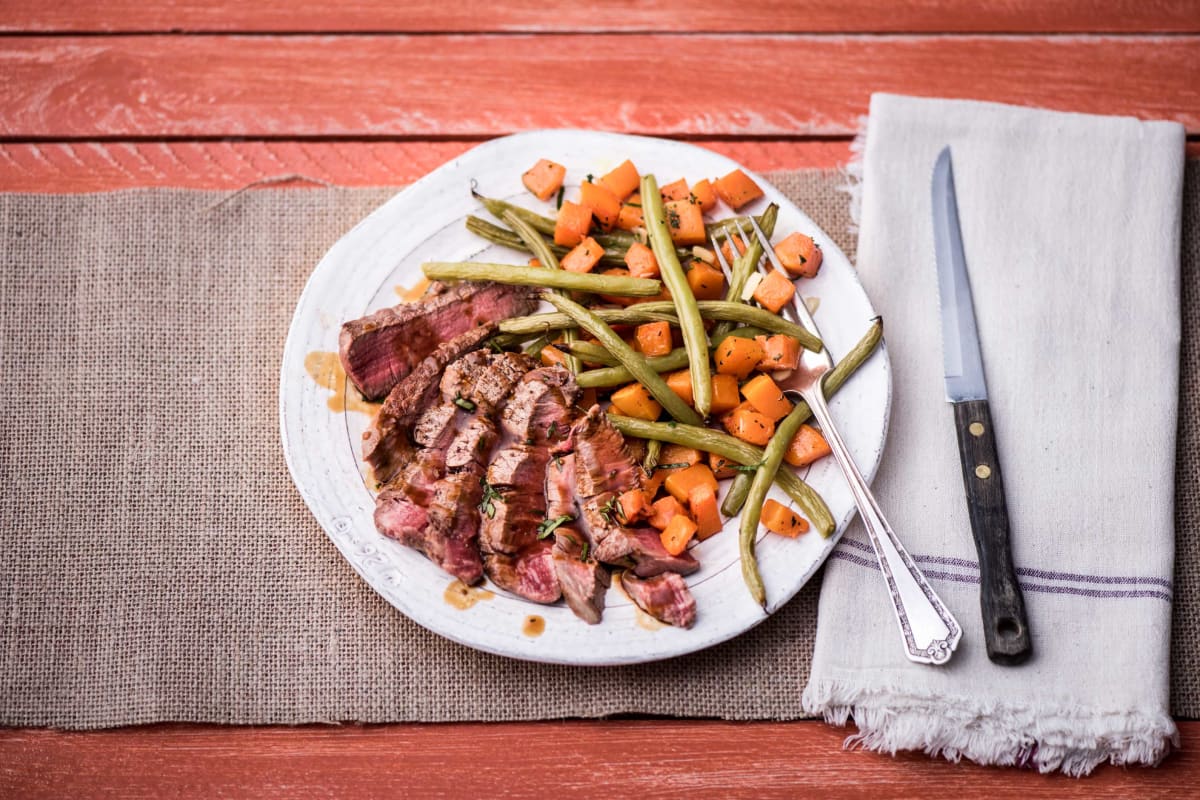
[
  {"xmin": 4, "ymin": 0, "xmax": 1199, "ymax": 34},
  {"xmin": 0, "ymin": 139, "xmax": 854, "ymax": 191},
  {"xmin": 0, "ymin": 721, "xmax": 1194, "ymax": 798},
  {"xmin": 1, "ymin": 35, "xmax": 1197, "ymax": 139}
]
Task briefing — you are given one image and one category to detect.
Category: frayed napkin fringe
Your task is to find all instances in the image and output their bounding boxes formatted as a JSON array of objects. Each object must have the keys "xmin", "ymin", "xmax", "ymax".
[
  {"xmin": 837, "ymin": 114, "xmax": 869, "ymax": 237},
  {"xmin": 802, "ymin": 680, "xmax": 1179, "ymax": 777}
]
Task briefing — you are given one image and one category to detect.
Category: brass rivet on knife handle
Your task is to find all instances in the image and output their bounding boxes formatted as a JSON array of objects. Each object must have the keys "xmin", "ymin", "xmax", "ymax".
[{"xmin": 952, "ymin": 400, "xmax": 1032, "ymax": 665}]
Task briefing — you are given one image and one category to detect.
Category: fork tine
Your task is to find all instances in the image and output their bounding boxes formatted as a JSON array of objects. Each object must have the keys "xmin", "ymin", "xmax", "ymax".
[
  {"xmin": 747, "ymin": 215, "xmax": 789, "ymax": 277},
  {"xmin": 709, "ymin": 230, "xmax": 734, "ymax": 282},
  {"xmin": 747, "ymin": 215, "xmax": 820, "ymax": 333}
]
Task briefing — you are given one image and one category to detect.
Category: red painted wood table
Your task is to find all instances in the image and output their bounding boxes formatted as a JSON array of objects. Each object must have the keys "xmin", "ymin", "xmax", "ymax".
[{"xmin": 1, "ymin": 2, "xmax": 1197, "ymax": 796}]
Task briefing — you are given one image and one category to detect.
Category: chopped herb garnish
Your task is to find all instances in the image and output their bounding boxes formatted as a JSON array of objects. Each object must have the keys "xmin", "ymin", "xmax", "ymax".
[
  {"xmin": 580, "ymin": 542, "xmax": 590, "ymax": 561},
  {"xmin": 667, "ymin": 421, "xmax": 678, "ymax": 429},
  {"xmin": 597, "ymin": 495, "xmax": 620, "ymax": 525},
  {"xmin": 548, "ymin": 421, "xmax": 558, "ymax": 439},
  {"xmin": 653, "ymin": 462, "xmax": 690, "ymax": 472},
  {"xmin": 478, "ymin": 480, "xmax": 502, "ymax": 519},
  {"xmin": 537, "ymin": 514, "xmax": 575, "ymax": 540},
  {"xmin": 627, "ymin": 202, "xmax": 641, "ymax": 208},
  {"xmin": 731, "ymin": 463, "xmax": 763, "ymax": 473},
  {"xmin": 586, "ymin": 173, "xmax": 594, "ymax": 183},
  {"xmin": 555, "ymin": 186, "xmax": 565, "ymax": 210},
  {"xmin": 486, "ymin": 339, "xmax": 504, "ymax": 354},
  {"xmin": 454, "ymin": 393, "xmax": 476, "ymax": 412},
  {"xmin": 666, "ymin": 207, "xmax": 681, "ymax": 229}
]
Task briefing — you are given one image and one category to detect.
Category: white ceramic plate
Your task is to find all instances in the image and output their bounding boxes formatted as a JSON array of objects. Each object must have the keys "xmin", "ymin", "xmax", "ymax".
[{"xmin": 280, "ymin": 130, "xmax": 890, "ymax": 665}]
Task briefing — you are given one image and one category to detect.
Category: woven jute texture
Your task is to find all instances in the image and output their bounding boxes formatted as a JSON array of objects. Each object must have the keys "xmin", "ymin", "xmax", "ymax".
[{"xmin": 0, "ymin": 167, "xmax": 1192, "ymax": 728}]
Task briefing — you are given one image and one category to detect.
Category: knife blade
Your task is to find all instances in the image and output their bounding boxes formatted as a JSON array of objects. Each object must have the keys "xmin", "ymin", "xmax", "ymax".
[{"xmin": 932, "ymin": 147, "xmax": 1032, "ymax": 666}]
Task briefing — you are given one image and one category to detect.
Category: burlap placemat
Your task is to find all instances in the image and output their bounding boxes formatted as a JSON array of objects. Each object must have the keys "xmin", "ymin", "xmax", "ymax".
[{"xmin": 0, "ymin": 167, "xmax": 1194, "ymax": 729}]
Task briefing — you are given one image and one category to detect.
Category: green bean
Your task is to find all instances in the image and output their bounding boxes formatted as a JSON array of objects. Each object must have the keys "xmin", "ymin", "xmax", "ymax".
[
  {"xmin": 487, "ymin": 332, "xmax": 534, "ymax": 351},
  {"xmin": 739, "ymin": 404, "xmax": 811, "ymax": 606},
  {"xmin": 499, "ymin": 300, "xmax": 820, "ymax": 350},
  {"xmin": 606, "ymin": 415, "xmax": 832, "ymax": 536},
  {"xmin": 466, "ymin": 216, "xmax": 629, "ymax": 267},
  {"xmin": 560, "ymin": 340, "xmax": 619, "ymax": 367},
  {"xmin": 712, "ymin": 204, "xmax": 779, "ymax": 341},
  {"xmin": 575, "ymin": 348, "xmax": 690, "ymax": 389},
  {"xmin": 641, "ymin": 174, "xmax": 712, "ymax": 417},
  {"xmin": 502, "ymin": 209, "xmax": 581, "ymax": 374},
  {"xmin": 643, "ymin": 439, "xmax": 662, "ymax": 472},
  {"xmin": 472, "ymin": 192, "xmax": 695, "ymax": 259},
  {"xmin": 720, "ymin": 473, "xmax": 754, "ymax": 517},
  {"xmin": 474, "ymin": 192, "xmax": 556, "ymax": 236},
  {"xmin": 543, "ymin": 294, "xmax": 702, "ymax": 426},
  {"xmin": 422, "ymin": 262, "xmax": 662, "ymax": 296},
  {"xmin": 521, "ymin": 333, "xmax": 553, "ymax": 357}
]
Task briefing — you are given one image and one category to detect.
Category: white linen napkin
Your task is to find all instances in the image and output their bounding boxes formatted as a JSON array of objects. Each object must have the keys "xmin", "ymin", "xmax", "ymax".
[{"xmin": 802, "ymin": 94, "xmax": 1185, "ymax": 775}]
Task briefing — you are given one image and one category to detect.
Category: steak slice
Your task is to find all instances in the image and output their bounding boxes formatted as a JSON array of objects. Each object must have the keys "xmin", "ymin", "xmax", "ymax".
[
  {"xmin": 578, "ymin": 491, "xmax": 622, "ymax": 546},
  {"xmin": 425, "ymin": 467, "xmax": 489, "ymax": 585},
  {"xmin": 442, "ymin": 351, "xmax": 538, "ymax": 416},
  {"xmin": 592, "ymin": 526, "xmax": 701, "ymax": 577},
  {"xmin": 479, "ymin": 470, "xmax": 546, "ymax": 554},
  {"xmin": 620, "ymin": 571, "xmax": 697, "ymax": 629},
  {"xmin": 480, "ymin": 367, "xmax": 579, "ymax": 555},
  {"xmin": 340, "ymin": 281, "xmax": 537, "ymax": 400},
  {"xmin": 483, "ymin": 540, "xmax": 561, "ymax": 604},
  {"xmin": 551, "ymin": 530, "xmax": 609, "ymax": 625},
  {"xmin": 569, "ymin": 405, "xmax": 641, "ymax": 498},
  {"xmin": 501, "ymin": 366, "xmax": 581, "ymax": 445},
  {"xmin": 544, "ymin": 453, "xmax": 577, "ymax": 519},
  {"xmin": 362, "ymin": 325, "xmax": 495, "ymax": 485}
]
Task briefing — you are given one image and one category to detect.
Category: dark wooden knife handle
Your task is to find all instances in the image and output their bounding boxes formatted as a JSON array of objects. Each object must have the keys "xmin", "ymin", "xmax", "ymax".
[{"xmin": 952, "ymin": 399, "xmax": 1032, "ymax": 665}]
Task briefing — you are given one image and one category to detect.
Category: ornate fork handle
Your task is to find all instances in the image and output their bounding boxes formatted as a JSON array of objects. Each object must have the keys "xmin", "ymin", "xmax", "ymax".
[{"xmin": 801, "ymin": 374, "xmax": 961, "ymax": 664}]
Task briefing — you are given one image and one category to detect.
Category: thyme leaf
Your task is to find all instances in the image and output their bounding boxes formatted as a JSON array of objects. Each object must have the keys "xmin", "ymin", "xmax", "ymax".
[{"xmin": 536, "ymin": 514, "xmax": 575, "ymax": 540}]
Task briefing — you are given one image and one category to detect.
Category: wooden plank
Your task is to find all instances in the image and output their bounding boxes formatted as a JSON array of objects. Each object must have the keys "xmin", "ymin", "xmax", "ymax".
[
  {"xmin": 0, "ymin": 721, "xmax": 1195, "ymax": 798},
  {"xmin": 3, "ymin": 0, "xmax": 1198, "ymax": 34},
  {"xmin": 1, "ymin": 35, "xmax": 1197, "ymax": 139},
  {"xmin": 0, "ymin": 139, "xmax": 853, "ymax": 191}
]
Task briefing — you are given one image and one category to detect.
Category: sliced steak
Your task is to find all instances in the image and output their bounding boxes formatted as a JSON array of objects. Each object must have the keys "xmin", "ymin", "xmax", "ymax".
[
  {"xmin": 552, "ymin": 546, "xmax": 609, "ymax": 625},
  {"xmin": 620, "ymin": 571, "xmax": 697, "ymax": 629},
  {"xmin": 480, "ymin": 367, "xmax": 579, "ymax": 555},
  {"xmin": 372, "ymin": 449, "xmax": 446, "ymax": 549},
  {"xmin": 569, "ymin": 405, "xmax": 641, "ymax": 498},
  {"xmin": 424, "ymin": 468, "xmax": 488, "ymax": 585},
  {"xmin": 501, "ymin": 366, "xmax": 581, "ymax": 445},
  {"xmin": 444, "ymin": 415, "xmax": 497, "ymax": 471},
  {"xmin": 442, "ymin": 351, "xmax": 538, "ymax": 416},
  {"xmin": 483, "ymin": 540, "xmax": 561, "ymax": 604},
  {"xmin": 362, "ymin": 325, "xmax": 495, "ymax": 485},
  {"xmin": 340, "ymin": 281, "xmax": 537, "ymax": 400},
  {"xmin": 593, "ymin": 526, "xmax": 701, "ymax": 577},
  {"xmin": 544, "ymin": 453, "xmax": 578, "ymax": 519},
  {"xmin": 487, "ymin": 444, "xmax": 550, "ymax": 490},
  {"xmin": 578, "ymin": 492, "xmax": 622, "ymax": 546},
  {"xmin": 479, "ymin": 472, "xmax": 546, "ymax": 554}
]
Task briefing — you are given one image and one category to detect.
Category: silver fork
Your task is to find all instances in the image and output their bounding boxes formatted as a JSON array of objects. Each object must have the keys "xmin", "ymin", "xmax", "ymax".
[{"xmin": 711, "ymin": 220, "xmax": 961, "ymax": 666}]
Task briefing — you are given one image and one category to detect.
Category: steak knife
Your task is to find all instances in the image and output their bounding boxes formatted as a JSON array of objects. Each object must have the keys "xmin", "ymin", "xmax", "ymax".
[{"xmin": 931, "ymin": 147, "xmax": 1032, "ymax": 665}]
